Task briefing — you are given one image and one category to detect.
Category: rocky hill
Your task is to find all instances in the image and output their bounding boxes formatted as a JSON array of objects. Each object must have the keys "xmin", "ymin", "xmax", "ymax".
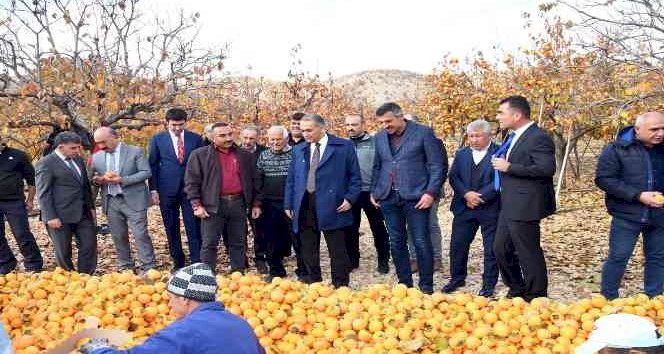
[
  {"xmin": 223, "ymin": 69, "xmax": 428, "ymax": 110},
  {"xmin": 334, "ymin": 69, "xmax": 427, "ymax": 107}
]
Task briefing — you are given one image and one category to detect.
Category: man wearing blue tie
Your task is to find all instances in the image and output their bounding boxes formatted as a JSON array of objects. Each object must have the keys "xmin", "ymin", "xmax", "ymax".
[
  {"xmin": 443, "ymin": 119, "xmax": 500, "ymax": 297},
  {"xmin": 148, "ymin": 108, "xmax": 205, "ymax": 271},
  {"xmin": 491, "ymin": 96, "xmax": 556, "ymax": 301}
]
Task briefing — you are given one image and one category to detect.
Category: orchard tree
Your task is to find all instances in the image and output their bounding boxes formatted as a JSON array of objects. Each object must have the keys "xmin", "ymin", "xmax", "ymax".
[
  {"xmin": 418, "ymin": 14, "xmax": 663, "ymax": 182},
  {"xmin": 187, "ymin": 45, "xmax": 361, "ymax": 135},
  {"xmin": 0, "ymin": 0, "xmax": 225, "ymax": 155},
  {"xmin": 557, "ymin": 0, "xmax": 663, "ymax": 73}
]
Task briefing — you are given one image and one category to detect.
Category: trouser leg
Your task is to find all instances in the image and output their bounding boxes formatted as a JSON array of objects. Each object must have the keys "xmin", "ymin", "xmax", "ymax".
[
  {"xmin": 324, "ymin": 228, "xmax": 351, "ymax": 287},
  {"xmin": 1, "ymin": 200, "xmax": 42, "ymax": 271}
]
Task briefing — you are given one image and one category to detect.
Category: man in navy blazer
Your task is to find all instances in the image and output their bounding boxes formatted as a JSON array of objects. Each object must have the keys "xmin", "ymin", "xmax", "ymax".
[
  {"xmin": 148, "ymin": 108, "xmax": 205, "ymax": 270},
  {"xmin": 284, "ymin": 114, "xmax": 362, "ymax": 288},
  {"xmin": 444, "ymin": 119, "xmax": 500, "ymax": 297},
  {"xmin": 371, "ymin": 102, "xmax": 447, "ymax": 294}
]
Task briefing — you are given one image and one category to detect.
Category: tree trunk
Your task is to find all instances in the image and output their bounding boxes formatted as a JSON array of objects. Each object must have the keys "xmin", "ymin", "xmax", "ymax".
[
  {"xmin": 553, "ymin": 132, "xmax": 566, "ymax": 185},
  {"xmin": 552, "ymin": 131, "xmax": 579, "ymax": 188}
]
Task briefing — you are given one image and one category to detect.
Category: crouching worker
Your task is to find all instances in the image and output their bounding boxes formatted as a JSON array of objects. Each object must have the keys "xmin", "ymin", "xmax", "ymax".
[{"xmin": 80, "ymin": 263, "xmax": 265, "ymax": 354}]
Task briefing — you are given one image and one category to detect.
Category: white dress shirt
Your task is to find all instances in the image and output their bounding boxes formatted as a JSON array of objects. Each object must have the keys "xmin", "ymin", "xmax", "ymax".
[
  {"xmin": 506, "ymin": 121, "xmax": 534, "ymax": 160},
  {"xmin": 310, "ymin": 133, "xmax": 329, "ymax": 163},
  {"xmin": 105, "ymin": 143, "xmax": 123, "ymax": 195},
  {"xmin": 471, "ymin": 146, "xmax": 490, "ymax": 165},
  {"xmin": 169, "ymin": 130, "xmax": 184, "ymax": 157},
  {"xmin": 54, "ymin": 149, "xmax": 81, "ymax": 176}
]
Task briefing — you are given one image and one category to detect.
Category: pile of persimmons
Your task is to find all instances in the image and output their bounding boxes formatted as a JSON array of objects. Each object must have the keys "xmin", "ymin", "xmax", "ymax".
[{"xmin": 2, "ymin": 269, "xmax": 663, "ymax": 354}]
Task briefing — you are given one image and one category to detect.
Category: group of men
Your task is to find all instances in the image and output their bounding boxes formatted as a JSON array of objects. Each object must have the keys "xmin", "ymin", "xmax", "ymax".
[{"xmin": 0, "ymin": 96, "xmax": 662, "ymax": 302}]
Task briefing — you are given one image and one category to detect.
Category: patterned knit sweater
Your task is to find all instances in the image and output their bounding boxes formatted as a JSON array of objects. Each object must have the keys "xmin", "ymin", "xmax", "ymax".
[{"xmin": 256, "ymin": 147, "xmax": 293, "ymax": 201}]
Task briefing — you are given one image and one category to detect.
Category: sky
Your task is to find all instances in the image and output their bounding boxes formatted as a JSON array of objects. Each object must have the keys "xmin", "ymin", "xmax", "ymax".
[{"xmin": 150, "ymin": 0, "xmax": 542, "ymax": 80}]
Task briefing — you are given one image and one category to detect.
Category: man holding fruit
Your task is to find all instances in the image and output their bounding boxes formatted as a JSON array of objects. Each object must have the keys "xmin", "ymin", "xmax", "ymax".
[
  {"xmin": 91, "ymin": 127, "xmax": 157, "ymax": 274},
  {"xmin": 595, "ymin": 111, "xmax": 664, "ymax": 300}
]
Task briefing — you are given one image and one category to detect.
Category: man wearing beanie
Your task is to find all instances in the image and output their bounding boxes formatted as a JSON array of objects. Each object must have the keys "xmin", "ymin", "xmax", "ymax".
[{"xmin": 81, "ymin": 263, "xmax": 265, "ymax": 354}]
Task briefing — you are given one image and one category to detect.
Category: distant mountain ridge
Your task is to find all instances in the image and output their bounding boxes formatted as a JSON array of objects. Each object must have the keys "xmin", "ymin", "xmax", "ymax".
[
  {"xmin": 225, "ymin": 69, "xmax": 427, "ymax": 108},
  {"xmin": 334, "ymin": 69, "xmax": 427, "ymax": 107}
]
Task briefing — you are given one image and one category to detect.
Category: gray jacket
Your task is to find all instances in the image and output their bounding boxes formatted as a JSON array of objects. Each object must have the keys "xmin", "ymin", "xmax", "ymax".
[
  {"xmin": 35, "ymin": 153, "xmax": 94, "ymax": 224},
  {"xmin": 350, "ymin": 133, "xmax": 376, "ymax": 192},
  {"xmin": 90, "ymin": 143, "xmax": 152, "ymax": 214}
]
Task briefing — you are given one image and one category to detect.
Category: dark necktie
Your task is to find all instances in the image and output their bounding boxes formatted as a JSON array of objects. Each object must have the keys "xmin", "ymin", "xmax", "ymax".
[
  {"xmin": 493, "ymin": 132, "xmax": 515, "ymax": 192},
  {"xmin": 306, "ymin": 143, "xmax": 321, "ymax": 193},
  {"xmin": 65, "ymin": 157, "xmax": 81, "ymax": 181}
]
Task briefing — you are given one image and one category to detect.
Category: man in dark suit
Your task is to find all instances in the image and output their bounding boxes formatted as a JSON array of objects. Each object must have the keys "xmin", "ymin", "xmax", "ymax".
[
  {"xmin": 285, "ymin": 112, "xmax": 307, "ymax": 280},
  {"xmin": 185, "ymin": 122, "xmax": 262, "ymax": 273},
  {"xmin": 371, "ymin": 102, "xmax": 447, "ymax": 294},
  {"xmin": 284, "ymin": 114, "xmax": 362, "ymax": 288},
  {"xmin": 36, "ymin": 131, "xmax": 97, "ymax": 274},
  {"xmin": 148, "ymin": 108, "xmax": 205, "ymax": 271},
  {"xmin": 491, "ymin": 95, "xmax": 556, "ymax": 301},
  {"xmin": 239, "ymin": 124, "xmax": 268, "ymax": 274},
  {"xmin": 444, "ymin": 119, "xmax": 500, "ymax": 297}
]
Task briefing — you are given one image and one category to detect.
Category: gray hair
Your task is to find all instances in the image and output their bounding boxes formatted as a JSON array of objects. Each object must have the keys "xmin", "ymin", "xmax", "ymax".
[
  {"xmin": 267, "ymin": 125, "xmax": 289, "ymax": 139},
  {"xmin": 635, "ymin": 111, "xmax": 664, "ymax": 127},
  {"xmin": 240, "ymin": 124, "xmax": 261, "ymax": 135},
  {"xmin": 204, "ymin": 123, "xmax": 215, "ymax": 134},
  {"xmin": 466, "ymin": 119, "xmax": 492, "ymax": 134},
  {"xmin": 54, "ymin": 131, "xmax": 82, "ymax": 147},
  {"xmin": 301, "ymin": 114, "xmax": 326, "ymax": 127}
]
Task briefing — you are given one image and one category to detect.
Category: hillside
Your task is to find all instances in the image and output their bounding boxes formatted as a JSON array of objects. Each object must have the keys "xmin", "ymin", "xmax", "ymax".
[{"xmin": 335, "ymin": 69, "xmax": 427, "ymax": 107}]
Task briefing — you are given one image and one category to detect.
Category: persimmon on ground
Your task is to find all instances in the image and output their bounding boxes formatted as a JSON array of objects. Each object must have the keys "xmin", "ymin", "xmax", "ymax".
[{"xmin": 2, "ymin": 269, "xmax": 663, "ymax": 354}]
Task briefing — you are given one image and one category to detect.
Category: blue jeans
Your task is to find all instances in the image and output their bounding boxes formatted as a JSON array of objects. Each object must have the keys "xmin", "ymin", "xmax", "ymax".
[
  {"xmin": 381, "ymin": 192, "xmax": 434, "ymax": 293},
  {"xmin": 601, "ymin": 217, "xmax": 664, "ymax": 299}
]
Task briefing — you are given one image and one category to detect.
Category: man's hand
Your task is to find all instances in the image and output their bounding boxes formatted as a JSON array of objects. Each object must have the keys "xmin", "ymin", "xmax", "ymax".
[
  {"xmin": 464, "ymin": 191, "xmax": 484, "ymax": 208},
  {"xmin": 92, "ymin": 173, "xmax": 107, "ymax": 185},
  {"xmin": 251, "ymin": 206, "xmax": 262, "ymax": 219},
  {"xmin": 47, "ymin": 218, "xmax": 63, "ymax": 229},
  {"xmin": 336, "ymin": 199, "xmax": 352, "ymax": 213},
  {"xmin": 491, "ymin": 157, "xmax": 510, "ymax": 172},
  {"xmin": 80, "ymin": 338, "xmax": 113, "ymax": 354},
  {"xmin": 193, "ymin": 206, "xmax": 209, "ymax": 219},
  {"xmin": 370, "ymin": 194, "xmax": 380, "ymax": 208},
  {"xmin": 150, "ymin": 191, "xmax": 160, "ymax": 206},
  {"xmin": 25, "ymin": 200, "xmax": 34, "ymax": 212},
  {"xmin": 415, "ymin": 193, "xmax": 434, "ymax": 209},
  {"xmin": 106, "ymin": 175, "xmax": 122, "ymax": 185},
  {"xmin": 639, "ymin": 191, "xmax": 664, "ymax": 208},
  {"xmin": 285, "ymin": 210, "xmax": 294, "ymax": 219}
]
